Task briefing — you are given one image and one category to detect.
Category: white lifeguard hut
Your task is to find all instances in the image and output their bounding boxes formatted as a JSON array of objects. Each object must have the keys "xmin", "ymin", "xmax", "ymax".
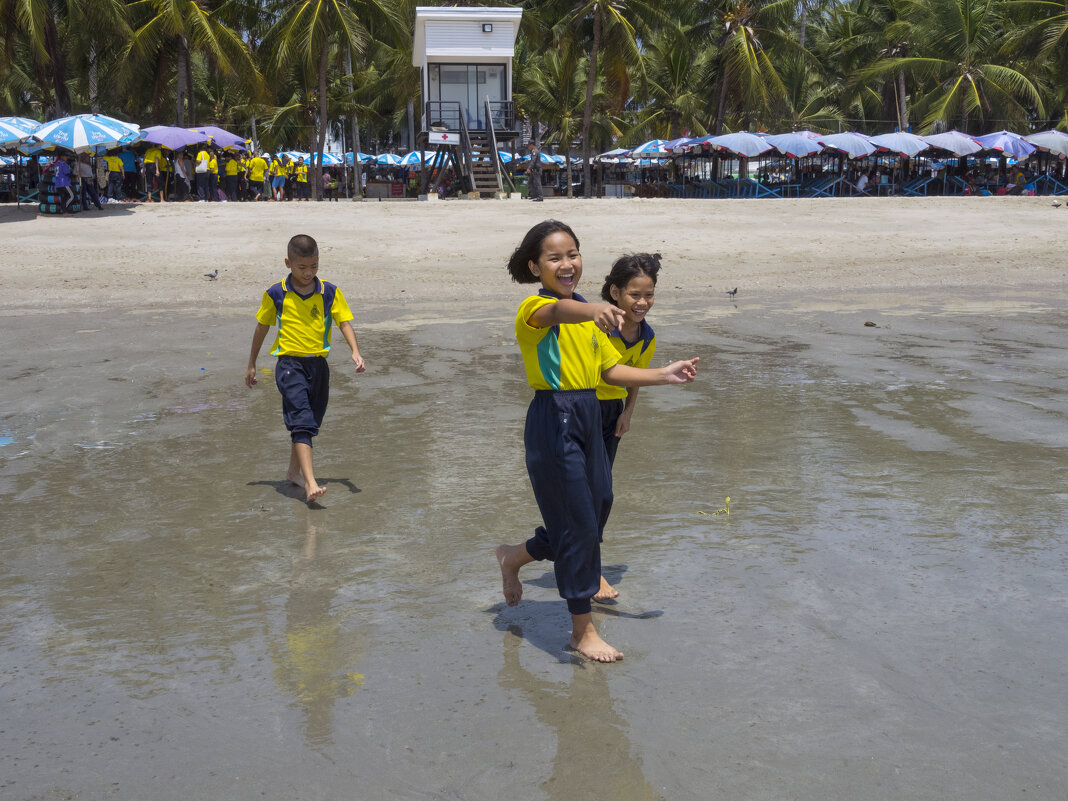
[{"xmin": 413, "ymin": 6, "xmax": 523, "ymax": 196}]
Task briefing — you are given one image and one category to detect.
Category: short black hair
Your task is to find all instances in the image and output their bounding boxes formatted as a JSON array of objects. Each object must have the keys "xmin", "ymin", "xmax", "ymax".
[
  {"xmin": 601, "ymin": 253, "xmax": 661, "ymax": 303},
  {"xmin": 288, "ymin": 234, "xmax": 318, "ymax": 260},
  {"xmin": 506, "ymin": 220, "xmax": 580, "ymax": 284}
]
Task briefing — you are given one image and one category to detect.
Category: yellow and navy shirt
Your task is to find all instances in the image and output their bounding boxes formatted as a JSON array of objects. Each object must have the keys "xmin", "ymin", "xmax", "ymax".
[
  {"xmin": 596, "ymin": 320, "xmax": 656, "ymax": 400},
  {"xmin": 255, "ymin": 276, "xmax": 354, "ymax": 357},
  {"xmin": 296, "ymin": 164, "xmax": 308, "ymax": 183},
  {"xmin": 515, "ymin": 291, "xmax": 619, "ymax": 391}
]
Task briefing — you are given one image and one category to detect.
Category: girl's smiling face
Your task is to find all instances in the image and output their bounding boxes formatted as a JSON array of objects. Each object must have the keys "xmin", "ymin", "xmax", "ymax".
[
  {"xmin": 529, "ymin": 231, "xmax": 582, "ymax": 297},
  {"xmin": 611, "ymin": 273, "xmax": 655, "ymax": 327}
]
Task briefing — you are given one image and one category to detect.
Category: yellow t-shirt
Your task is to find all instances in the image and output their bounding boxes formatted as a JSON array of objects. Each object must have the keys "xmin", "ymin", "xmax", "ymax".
[
  {"xmin": 224, "ymin": 158, "xmax": 240, "ymax": 176},
  {"xmin": 247, "ymin": 157, "xmax": 268, "ymax": 181},
  {"xmin": 143, "ymin": 147, "xmax": 162, "ymax": 166},
  {"xmin": 208, "ymin": 155, "xmax": 218, "ymax": 175},
  {"xmin": 104, "ymin": 155, "xmax": 123, "ymax": 173},
  {"xmin": 296, "ymin": 164, "xmax": 308, "ymax": 183},
  {"xmin": 596, "ymin": 321, "xmax": 656, "ymax": 400},
  {"xmin": 255, "ymin": 276, "xmax": 355, "ymax": 357},
  {"xmin": 514, "ymin": 292, "xmax": 618, "ymax": 391}
]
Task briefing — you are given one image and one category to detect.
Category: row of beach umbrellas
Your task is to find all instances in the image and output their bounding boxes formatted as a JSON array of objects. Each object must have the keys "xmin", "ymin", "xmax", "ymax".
[{"xmin": 613, "ymin": 129, "xmax": 1068, "ymax": 163}]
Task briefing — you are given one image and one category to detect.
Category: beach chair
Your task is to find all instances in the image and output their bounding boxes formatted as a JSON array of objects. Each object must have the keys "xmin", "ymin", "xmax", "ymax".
[
  {"xmin": 842, "ymin": 178, "xmax": 872, "ymax": 196},
  {"xmin": 902, "ymin": 175, "xmax": 936, "ymax": 197},
  {"xmin": 808, "ymin": 175, "xmax": 843, "ymax": 197},
  {"xmin": 742, "ymin": 178, "xmax": 781, "ymax": 198},
  {"xmin": 945, "ymin": 176, "xmax": 968, "ymax": 196},
  {"xmin": 1037, "ymin": 174, "xmax": 1068, "ymax": 195}
]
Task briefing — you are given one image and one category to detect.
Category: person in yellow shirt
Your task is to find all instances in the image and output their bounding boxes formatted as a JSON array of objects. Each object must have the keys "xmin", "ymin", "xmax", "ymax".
[
  {"xmin": 245, "ymin": 152, "xmax": 269, "ymax": 201},
  {"xmin": 223, "ymin": 153, "xmax": 241, "ymax": 201},
  {"xmin": 270, "ymin": 155, "xmax": 286, "ymax": 201},
  {"xmin": 194, "ymin": 147, "xmax": 211, "ymax": 201},
  {"xmin": 156, "ymin": 151, "xmax": 171, "ymax": 202},
  {"xmin": 295, "ymin": 157, "xmax": 309, "ymax": 201},
  {"xmin": 208, "ymin": 150, "xmax": 219, "ymax": 201},
  {"xmin": 142, "ymin": 145, "xmax": 163, "ymax": 202},
  {"xmin": 103, "ymin": 152, "xmax": 124, "ymax": 200}
]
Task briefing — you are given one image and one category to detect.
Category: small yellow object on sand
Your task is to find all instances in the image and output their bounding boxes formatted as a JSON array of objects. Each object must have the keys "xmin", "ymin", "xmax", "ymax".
[{"xmin": 699, "ymin": 497, "xmax": 731, "ymax": 517}]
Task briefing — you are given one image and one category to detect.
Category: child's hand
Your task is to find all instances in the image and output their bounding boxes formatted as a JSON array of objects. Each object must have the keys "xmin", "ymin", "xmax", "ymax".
[
  {"xmin": 661, "ymin": 357, "xmax": 699, "ymax": 384},
  {"xmin": 352, "ymin": 353, "xmax": 366, "ymax": 373},
  {"xmin": 592, "ymin": 304, "xmax": 625, "ymax": 335},
  {"xmin": 244, "ymin": 367, "xmax": 258, "ymax": 387}
]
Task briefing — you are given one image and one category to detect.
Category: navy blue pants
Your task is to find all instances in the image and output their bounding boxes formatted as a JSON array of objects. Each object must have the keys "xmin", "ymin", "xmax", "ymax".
[
  {"xmin": 599, "ymin": 398, "xmax": 625, "ymax": 469},
  {"xmin": 524, "ymin": 390, "xmax": 613, "ymax": 616},
  {"xmin": 276, "ymin": 356, "xmax": 329, "ymax": 446}
]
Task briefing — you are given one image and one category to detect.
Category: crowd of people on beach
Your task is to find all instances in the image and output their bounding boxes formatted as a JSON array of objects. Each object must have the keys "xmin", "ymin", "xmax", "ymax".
[{"xmin": 16, "ymin": 147, "xmax": 348, "ymax": 212}]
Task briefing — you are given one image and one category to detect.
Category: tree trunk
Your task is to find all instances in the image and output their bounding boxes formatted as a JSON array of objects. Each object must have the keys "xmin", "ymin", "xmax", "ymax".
[
  {"xmin": 89, "ymin": 44, "xmax": 99, "ymax": 113},
  {"xmin": 896, "ymin": 73, "xmax": 908, "ymax": 130},
  {"xmin": 314, "ymin": 40, "xmax": 329, "ymax": 201},
  {"xmin": 580, "ymin": 7, "xmax": 601, "ymax": 198},
  {"xmin": 714, "ymin": 71, "xmax": 729, "ymax": 135},
  {"xmin": 798, "ymin": 1, "xmax": 808, "ymax": 48},
  {"xmin": 44, "ymin": 12, "xmax": 70, "ymax": 116},
  {"xmin": 176, "ymin": 37, "xmax": 189, "ymax": 126},
  {"xmin": 345, "ymin": 45, "xmax": 363, "ymax": 196},
  {"xmin": 186, "ymin": 38, "xmax": 196, "ymax": 126}
]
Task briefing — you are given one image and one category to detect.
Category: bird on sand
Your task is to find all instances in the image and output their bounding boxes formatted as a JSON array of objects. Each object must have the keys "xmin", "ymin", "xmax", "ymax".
[
  {"xmin": 1053, "ymin": 200, "xmax": 1062, "ymax": 208},
  {"xmin": 204, "ymin": 269, "xmax": 218, "ymax": 280},
  {"xmin": 726, "ymin": 287, "xmax": 738, "ymax": 299}
]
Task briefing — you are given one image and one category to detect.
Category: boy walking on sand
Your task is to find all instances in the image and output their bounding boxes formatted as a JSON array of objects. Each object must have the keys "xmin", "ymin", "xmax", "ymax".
[{"xmin": 245, "ymin": 234, "xmax": 366, "ymax": 502}]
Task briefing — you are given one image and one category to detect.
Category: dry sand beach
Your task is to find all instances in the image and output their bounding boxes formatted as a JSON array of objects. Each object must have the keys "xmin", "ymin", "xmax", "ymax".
[{"xmin": 2, "ymin": 197, "xmax": 1067, "ymax": 801}]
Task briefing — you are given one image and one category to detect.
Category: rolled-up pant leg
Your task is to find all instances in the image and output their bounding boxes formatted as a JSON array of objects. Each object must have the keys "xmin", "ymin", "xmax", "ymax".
[
  {"xmin": 275, "ymin": 356, "xmax": 330, "ymax": 447},
  {"xmin": 524, "ymin": 390, "xmax": 613, "ymax": 616}
]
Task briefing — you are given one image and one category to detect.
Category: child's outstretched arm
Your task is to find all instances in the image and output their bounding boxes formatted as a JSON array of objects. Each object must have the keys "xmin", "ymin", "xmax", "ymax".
[
  {"xmin": 528, "ymin": 298, "xmax": 624, "ymax": 333},
  {"xmin": 245, "ymin": 322, "xmax": 270, "ymax": 387},
  {"xmin": 603, "ymin": 358, "xmax": 699, "ymax": 388},
  {"xmin": 339, "ymin": 320, "xmax": 365, "ymax": 374}
]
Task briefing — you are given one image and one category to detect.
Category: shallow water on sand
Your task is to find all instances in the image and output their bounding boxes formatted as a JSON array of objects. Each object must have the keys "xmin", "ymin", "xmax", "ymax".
[{"xmin": 2, "ymin": 292, "xmax": 1066, "ymax": 800}]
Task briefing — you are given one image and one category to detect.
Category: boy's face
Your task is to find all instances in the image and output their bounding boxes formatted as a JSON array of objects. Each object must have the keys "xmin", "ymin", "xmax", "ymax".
[{"xmin": 286, "ymin": 252, "xmax": 319, "ymax": 292}]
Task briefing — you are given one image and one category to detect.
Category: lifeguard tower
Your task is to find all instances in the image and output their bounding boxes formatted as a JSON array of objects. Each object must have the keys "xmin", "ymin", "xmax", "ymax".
[{"xmin": 412, "ymin": 6, "xmax": 523, "ymax": 197}]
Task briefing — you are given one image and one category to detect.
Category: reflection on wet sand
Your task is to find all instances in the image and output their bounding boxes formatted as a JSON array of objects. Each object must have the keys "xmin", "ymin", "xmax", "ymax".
[
  {"xmin": 268, "ymin": 511, "xmax": 365, "ymax": 747},
  {"xmin": 498, "ymin": 625, "xmax": 659, "ymax": 801}
]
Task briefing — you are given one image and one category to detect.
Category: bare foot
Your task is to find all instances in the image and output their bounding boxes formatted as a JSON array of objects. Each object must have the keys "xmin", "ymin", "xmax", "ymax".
[
  {"xmin": 593, "ymin": 575, "xmax": 619, "ymax": 602},
  {"xmin": 569, "ymin": 627, "xmax": 624, "ymax": 663},
  {"xmin": 495, "ymin": 544, "xmax": 524, "ymax": 606},
  {"xmin": 285, "ymin": 469, "xmax": 305, "ymax": 489},
  {"xmin": 305, "ymin": 481, "xmax": 326, "ymax": 503}
]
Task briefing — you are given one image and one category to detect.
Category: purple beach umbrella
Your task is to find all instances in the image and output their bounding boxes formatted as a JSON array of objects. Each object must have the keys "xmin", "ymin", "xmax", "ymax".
[
  {"xmin": 187, "ymin": 125, "xmax": 247, "ymax": 150},
  {"xmin": 141, "ymin": 125, "xmax": 211, "ymax": 151},
  {"xmin": 973, "ymin": 130, "xmax": 1037, "ymax": 160}
]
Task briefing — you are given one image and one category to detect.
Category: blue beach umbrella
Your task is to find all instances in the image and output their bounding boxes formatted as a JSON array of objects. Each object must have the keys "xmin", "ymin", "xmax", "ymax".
[
  {"xmin": 319, "ymin": 152, "xmax": 343, "ymax": 166},
  {"xmin": 374, "ymin": 153, "xmax": 402, "ymax": 166},
  {"xmin": 921, "ymin": 130, "xmax": 983, "ymax": 157},
  {"xmin": 629, "ymin": 138, "xmax": 670, "ymax": 156},
  {"xmin": 29, "ymin": 113, "xmax": 141, "ymax": 153},
  {"xmin": 973, "ymin": 130, "xmax": 1036, "ymax": 160},
  {"xmin": 817, "ymin": 131, "xmax": 877, "ymax": 159},
  {"xmin": 346, "ymin": 152, "xmax": 374, "ymax": 165},
  {"xmin": 0, "ymin": 116, "xmax": 39, "ymax": 149}
]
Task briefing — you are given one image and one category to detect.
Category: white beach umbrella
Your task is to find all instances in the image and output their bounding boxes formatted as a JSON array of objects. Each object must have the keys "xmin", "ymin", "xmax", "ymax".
[
  {"xmin": 705, "ymin": 132, "xmax": 772, "ymax": 158},
  {"xmin": 29, "ymin": 113, "xmax": 141, "ymax": 153},
  {"xmin": 0, "ymin": 116, "xmax": 39, "ymax": 149},
  {"xmin": 921, "ymin": 130, "xmax": 983, "ymax": 157},
  {"xmin": 761, "ymin": 131, "xmax": 825, "ymax": 158},
  {"xmin": 817, "ymin": 131, "xmax": 877, "ymax": 159},
  {"xmin": 869, "ymin": 131, "xmax": 929, "ymax": 157},
  {"xmin": 1024, "ymin": 130, "xmax": 1068, "ymax": 158}
]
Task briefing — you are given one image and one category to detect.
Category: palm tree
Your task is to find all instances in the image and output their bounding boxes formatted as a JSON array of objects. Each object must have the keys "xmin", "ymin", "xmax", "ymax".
[
  {"xmin": 1, "ymin": 0, "xmax": 71, "ymax": 116},
  {"xmin": 126, "ymin": 0, "xmax": 262, "ymax": 125},
  {"xmin": 547, "ymin": 0, "xmax": 663, "ymax": 196},
  {"xmin": 262, "ymin": 0, "xmax": 400, "ymax": 199},
  {"xmin": 861, "ymin": 0, "xmax": 1043, "ymax": 132},
  {"xmin": 632, "ymin": 21, "xmax": 714, "ymax": 139}
]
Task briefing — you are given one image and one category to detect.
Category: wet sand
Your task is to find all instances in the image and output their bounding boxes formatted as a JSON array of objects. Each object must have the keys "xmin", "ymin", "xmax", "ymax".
[{"xmin": 1, "ymin": 198, "xmax": 1067, "ymax": 800}]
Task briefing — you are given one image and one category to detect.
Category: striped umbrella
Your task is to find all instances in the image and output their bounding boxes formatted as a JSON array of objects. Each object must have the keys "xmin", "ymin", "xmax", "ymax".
[
  {"xmin": 0, "ymin": 116, "xmax": 38, "ymax": 149},
  {"xmin": 817, "ymin": 131, "xmax": 877, "ymax": 159},
  {"xmin": 1024, "ymin": 130, "xmax": 1068, "ymax": 158},
  {"xmin": 29, "ymin": 113, "xmax": 141, "ymax": 153}
]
